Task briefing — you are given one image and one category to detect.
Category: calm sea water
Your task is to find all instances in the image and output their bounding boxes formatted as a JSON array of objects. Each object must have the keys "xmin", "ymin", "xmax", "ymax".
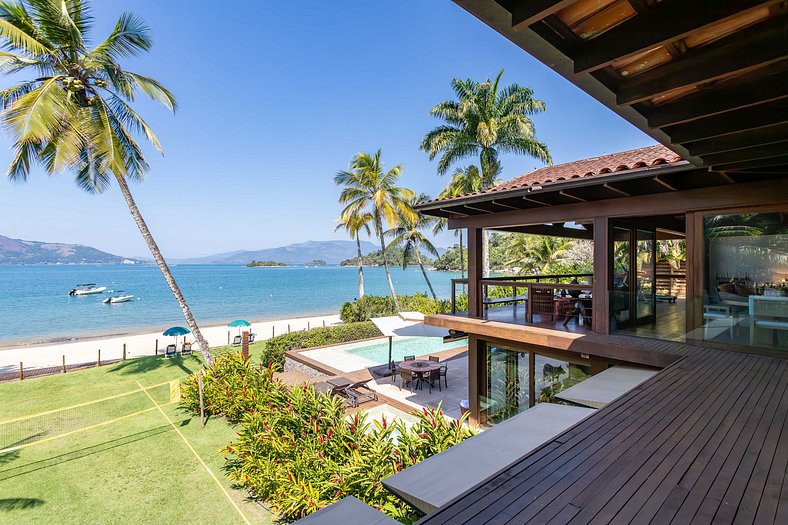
[{"xmin": 0, "ymin": 265, "xmax": 461, "ymax": 345}]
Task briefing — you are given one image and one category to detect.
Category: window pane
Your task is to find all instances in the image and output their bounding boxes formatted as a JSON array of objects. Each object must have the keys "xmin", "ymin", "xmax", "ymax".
[
  {"xmin": 703, "ymin": 212, "xmax": 788, "ymax": 350},
  {"xmin": 482, "ymin": 345, "xmax": 529, "ymax": 424},
  {"xmin": 534, "ymin": 354, "xmax": 591, "ymax": 404}
]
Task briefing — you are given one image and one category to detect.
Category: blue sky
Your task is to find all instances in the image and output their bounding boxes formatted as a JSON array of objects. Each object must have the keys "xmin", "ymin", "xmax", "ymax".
[{"xmin": 0, "ymin": 1, "xmax": 655, "ymax": 259}]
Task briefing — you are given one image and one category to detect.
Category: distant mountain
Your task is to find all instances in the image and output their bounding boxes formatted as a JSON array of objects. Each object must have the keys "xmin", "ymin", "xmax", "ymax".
[
  {"xmin": 0, "ymin": 235, "xmax": 140, "ymax": 265},
  {"xmin": 207, "ymin": 240, "xmax": 379, "ymax": 265}
]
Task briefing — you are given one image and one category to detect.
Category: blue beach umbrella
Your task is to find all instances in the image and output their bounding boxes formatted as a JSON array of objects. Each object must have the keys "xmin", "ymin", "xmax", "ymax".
[
  {"xmin": 163, "ymin": 326, "xmax": 191, "ymax": 348},
  {"xmin": 228, "ymin": 319, "xmax": 251, "ymax": 336}
]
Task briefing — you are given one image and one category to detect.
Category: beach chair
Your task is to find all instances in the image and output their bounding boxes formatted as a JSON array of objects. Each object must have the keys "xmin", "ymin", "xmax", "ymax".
[
  {"xmin": 248, "ymin": 333, "xmax": 255, "ymax": 343},
  {"xmin": 165, "ymin": 344, "xmax": 177, "ymax": 358},
  {"xmin": 181, "ymin": 342, "xmax": 192, "ymax": 356},
  {"xmin": 322, "ymin": 377, "xmax": 355, "ymax": 405},
  {"xmin": 231, "ymin": 335, "xmax": 242, "ymax": 346},
  {"xmin": 344, "ymin": 379, "xmax": 378, "ymax": 407}
]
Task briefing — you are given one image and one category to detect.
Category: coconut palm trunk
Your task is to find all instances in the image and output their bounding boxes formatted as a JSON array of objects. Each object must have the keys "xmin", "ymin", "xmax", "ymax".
[
  {"xmin": 115, "ymin": 175, "xmax": 211, "ymax": 363},
  {"xmin": 376, "ymin": 216, "xmax": 401, "ymax": 311},
  {"xmin": 414, "ymin": 244, "xmax": 438, "ymax": 300},
  {"xmin": 355, "ymin": 236, "xmax": 365, "ymax": 297},
  {"xmin": 482, "ymin": 229, "xmax": 490, "ymax": 277}
]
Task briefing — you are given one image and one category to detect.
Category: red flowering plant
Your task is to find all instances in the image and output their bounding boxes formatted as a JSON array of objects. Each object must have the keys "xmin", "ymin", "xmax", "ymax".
[{"xmin": 181, "ymin": 352, "xmax": 475, "ymax": 523}]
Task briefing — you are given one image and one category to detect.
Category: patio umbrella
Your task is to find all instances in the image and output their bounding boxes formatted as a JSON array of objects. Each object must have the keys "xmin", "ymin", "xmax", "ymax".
[
  {"xmin": 227, "ymin": 319, "xmax": 251, "ymax": 335},
  {"xmin": 163, "ymin": 326, "xmax": 191, "ymax": 348}
]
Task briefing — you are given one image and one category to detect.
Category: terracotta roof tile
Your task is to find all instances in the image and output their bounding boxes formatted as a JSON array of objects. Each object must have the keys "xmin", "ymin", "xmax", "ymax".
[{"xmin": 420, "ymin": 144, "xmax": 684, "ymax": 206}]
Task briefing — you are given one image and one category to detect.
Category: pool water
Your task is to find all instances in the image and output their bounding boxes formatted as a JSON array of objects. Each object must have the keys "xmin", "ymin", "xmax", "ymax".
[{"xmin": 301, "ymin": 336, "xmax": 467, "ymax": 373}]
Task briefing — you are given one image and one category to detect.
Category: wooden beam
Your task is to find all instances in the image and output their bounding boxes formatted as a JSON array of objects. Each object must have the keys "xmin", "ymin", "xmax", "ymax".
[
  {"xmin": 703, "ymin": 141, "xmax": 788, "ymax": 166},
  {"xmin": 508, "ymin": 0, "xmax": 575, "ymax": 31},
  {"xmin": 645, "ymin": 64, "xmax": 788, "ymax": 128},
  {"xmin": 467, "ymin": 228, "xmax": 484, "ymax": 318},
  {"xmin": 573, "ymin": 0, "xmax": 780, "ymax": 74},
  {"xmin": 523, "ymin": 195, "xmax": 552, "ymax": 206},
  {"xmin": 616, "ymin": 19, "xmax": 788, "ymax": 106},
  {"xmin": 653, "ymin": 176, "xmax": 678, "ymax": 191},
  {"xmin": 667, "ymin": 105, "xmax": 788, "ymax": 143},
  {"xmin": 560, "ymin": 190, "xmax": 586, "ymax": 202},
  {"xmin": 716, "ymin": 172, "xmax": 736, "ymax": 184},
  {"xmin": 592, "ymin": 217, "xmax": 610, "ymax": 335},
  {"xmin": 491, "ymin": 200, "xmax": 521, "ymax": 210},
  {"xmin": 711, "ymin": 154, "xmax": 788, "ymax": 171},
  {"xmin": 447, "ymin": 180, "xmax": 788, "ymax": 230},
  {"xmin": 505, "ymin": 223, "xmax": 593, "ymax": 240},
  {"xmin": 603, "ymin": 182, "xmax": 631, "ymax": 197},
  {"xmin": 463, "ymin": 204, "xmax": 494, "ymax": 214},
  {"xmin": 685, "ymin": 121, "xmax": 788, "ymax": 156}
]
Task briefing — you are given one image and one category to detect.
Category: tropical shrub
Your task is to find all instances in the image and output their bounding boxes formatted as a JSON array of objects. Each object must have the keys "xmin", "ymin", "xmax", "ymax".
[
  {"xmin": 339, "ymin": 293, "xmax": 452, "ymax": 323},
  {"xmin": 181, "ymin": 352, "xmax": 475, "ymax": 523},
  {"xmin": 261, "ymin": 321, "xmax": 383, "ymax": 370}
]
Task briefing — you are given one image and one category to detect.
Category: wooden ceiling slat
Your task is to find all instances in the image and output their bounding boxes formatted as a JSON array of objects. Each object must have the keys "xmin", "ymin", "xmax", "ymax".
[
  {"xmin": 713, "ymin": 154, "xmax": 788, "ymax": 171},
  {"xmin": 572, "ymin": 0, "xmax": 778, "ymax": 75},
  {"xmin": 644, "ymin": 66, "xmax": 788, "ymax": 128},
  {"xmin": 666, "ymin": 105, "xmax": 788, "ymax": 143},
  {"xmin": 507, "ymin": 0, "xmax": 576, "ymax": 31},
  {"xmin": 686, "ymin": 122, "xmax": 788, "ymax": 156},
  {"xmin": 703, "ymin": 141, "xmax": 788, "ymax": 166},
  {"xmin": 615, "ymin": 19, "xmax": 788, "ymax": 106}
]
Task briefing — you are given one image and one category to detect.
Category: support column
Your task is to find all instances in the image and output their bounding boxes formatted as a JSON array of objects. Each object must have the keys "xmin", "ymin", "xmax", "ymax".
[
  {"xmin": 467, "ymin": 336, "xmax": 483, "ymax": 427},
  {"xmin": 592, "ymin": 217, "xmax": 610, "ymax": 334},
  {"xmin": 685, "ymin": 211, "xmax": 704, "ymax": 343},
  {"xmin": 467, "ymin": 227, "xmax": 484, "ymax": 318}
]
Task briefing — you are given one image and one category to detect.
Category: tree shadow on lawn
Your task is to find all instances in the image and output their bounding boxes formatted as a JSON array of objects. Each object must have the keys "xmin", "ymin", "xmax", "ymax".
[
  {"xmin": 0, "ymin": 498, "xmax": 45, "ymax": 511},
  {"xmin": 0, "ymin": 424, "xmax": 174, "ymax": 482},
  {"xmin": 108, "ymin": 354, "xmax": 203, "ymax": 377}
]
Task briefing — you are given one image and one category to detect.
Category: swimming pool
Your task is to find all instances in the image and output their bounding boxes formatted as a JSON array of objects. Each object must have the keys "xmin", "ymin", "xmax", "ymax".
[{"xmin": 301, "ymin": 336, "xmax": 467, "ymax": 373}]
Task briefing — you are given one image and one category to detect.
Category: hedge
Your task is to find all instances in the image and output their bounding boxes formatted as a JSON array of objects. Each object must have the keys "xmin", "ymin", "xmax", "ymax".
[
  {"xmin": 261, "ymin": 321, "xmax": 382, "ymax": 370},
  {"xmin": 339, "ymin": 293, "xmax": 452, "ymax": 323}
]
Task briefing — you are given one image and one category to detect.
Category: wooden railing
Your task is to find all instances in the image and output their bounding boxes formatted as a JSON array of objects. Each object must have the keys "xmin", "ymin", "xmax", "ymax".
[{"xmin": 449, "ymin": 273, "xmax": 594, "ymax": 315}]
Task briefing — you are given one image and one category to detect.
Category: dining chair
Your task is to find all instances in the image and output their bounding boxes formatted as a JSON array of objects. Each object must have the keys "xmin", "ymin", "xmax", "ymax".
[
  {"xmin": 428, "ymin": 356, "xmax": 440, "ymax": 362},
  {"xmin": 400, "ymin": 369, "xmax": 417, "ymax": 391},
  {"xmin": 403, "ymin": 355, "xmax": 416, "ymax": 361},
  {"xmin": 439, "ymin": 364, "xmax": 448, "ymax": 388},
  {"xmin": 425, "ymin": 368, "xmax": 441, "ymax": 393}
]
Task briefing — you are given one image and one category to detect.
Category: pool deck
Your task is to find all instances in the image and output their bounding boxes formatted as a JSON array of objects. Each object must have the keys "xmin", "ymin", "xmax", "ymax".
[{"xmin": 278, "ymin": 343, "xmax": 470, "ymax": 420}]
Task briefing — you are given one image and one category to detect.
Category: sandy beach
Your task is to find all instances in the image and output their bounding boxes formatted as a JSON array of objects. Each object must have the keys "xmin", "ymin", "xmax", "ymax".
[{"xmin": 0, "ymin": 313, "xmax": 342, "ymax": 374}]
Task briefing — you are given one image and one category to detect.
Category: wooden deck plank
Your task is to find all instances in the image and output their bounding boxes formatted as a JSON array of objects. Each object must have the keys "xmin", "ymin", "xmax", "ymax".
[
  {"xmin": 414, "ymin": 335, "xmax": 787, "ymax": 525},
  {"xmin": 630, "ymin": 357, "xmax": 778, "ymax": 524}
]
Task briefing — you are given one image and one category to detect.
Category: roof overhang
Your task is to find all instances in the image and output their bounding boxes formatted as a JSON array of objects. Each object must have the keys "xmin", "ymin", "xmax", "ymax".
[{"xmin": 452, "ymin": 0, "xmax": 788, "ymax": 176}]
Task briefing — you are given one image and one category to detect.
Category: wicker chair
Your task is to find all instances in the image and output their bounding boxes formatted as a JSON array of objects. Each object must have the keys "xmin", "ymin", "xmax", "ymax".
[
  {"xmin": 424, "ymin": 368, "xmax": 442, "ymax": 393},
  {"xmin": 400, "ymin": 369, "xmax": 417, "ymax": 391},
  {"xmin": 403, "ymin": 355, "xmax": 415, "ymax": 361},
  {"xmin": 428, "ymin": 356, "xmax": 440, "ymax": 362}
]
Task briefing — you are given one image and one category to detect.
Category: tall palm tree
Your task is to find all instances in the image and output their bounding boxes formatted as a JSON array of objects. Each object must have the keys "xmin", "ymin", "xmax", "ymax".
[
  {"xmin": 334, "ymin": 150, "xmax": 415, "ymax": 311},
  {"xmin": 505, "ymin": 235, "xmax": 574, "ymax": 274},
  {"xmin": 390, "ymin": 193, "xmax": 440, "ymax": 300},
  {"xmin": 422, "ymin": 69, "xmax": 551, "ymax": 276},
  {"xmin": 0, "ymin": 1, "xmax": 212, "ymax": 362},
  {"xmin": 433, "ymin": 165, "xmax": 485, "ymax": 280},
  {"xmin": 335, "ymin": 211, "xmax": 372, "ymax": 298}
]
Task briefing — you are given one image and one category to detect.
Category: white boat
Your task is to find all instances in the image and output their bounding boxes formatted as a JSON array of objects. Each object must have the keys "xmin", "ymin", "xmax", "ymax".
[
  {"xmin": 103, "ymin": 294, "xmax": 134, "ymax": 304},
  {"xmin": 69, "ymin": 284, "xmax": 107, "ymax": 296}
]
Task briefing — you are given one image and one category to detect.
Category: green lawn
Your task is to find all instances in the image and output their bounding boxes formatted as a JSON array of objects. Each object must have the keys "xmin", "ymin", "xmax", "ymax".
[{"xmin": 0, "ymin": 351, "xmax": 272, "ymax": 524}]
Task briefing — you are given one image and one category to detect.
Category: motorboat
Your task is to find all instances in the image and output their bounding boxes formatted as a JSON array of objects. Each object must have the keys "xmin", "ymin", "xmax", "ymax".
[
  {"xmin": 69, "ymin": 284, "xmax": 107, "ymax": 296},
  {"xmin": 103, "ymin": 292, "xmax": 134, "ymax": 304}
]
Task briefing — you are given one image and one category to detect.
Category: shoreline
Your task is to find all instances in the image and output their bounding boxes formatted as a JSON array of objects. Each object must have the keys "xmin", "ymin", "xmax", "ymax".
[
  {"xmin": 0, "ymin": 309, "xmax": 340, "ymax": 349},
  {"xmin": 0, "ymin": 312, "xmax": 343, "ymax": 374}
]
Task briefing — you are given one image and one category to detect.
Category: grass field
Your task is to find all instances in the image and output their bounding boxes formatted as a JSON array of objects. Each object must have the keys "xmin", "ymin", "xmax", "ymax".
[{"xmin": 0, "ymin": 347, "xmax": 272, "ymax": 524}]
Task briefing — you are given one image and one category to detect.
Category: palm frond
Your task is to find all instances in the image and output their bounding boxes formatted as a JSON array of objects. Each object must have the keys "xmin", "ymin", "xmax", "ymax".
[
  {"xmin": 89, "ymin": 12, "xmax": 150, "ymax": 61},
  {"xmin": 3, "ymin": 76, "xmax": 72, "ymax": 143},
  {"xmin": 125, "ymin": 71, "xmax": 176, "ymax": 111},
  {"xmin": 0, "ymin": 8, "xmax": 51, "ymax": 55},
  {"xmin": 6, "ymin": 139, "xmax": 39, "ymax": 181}
]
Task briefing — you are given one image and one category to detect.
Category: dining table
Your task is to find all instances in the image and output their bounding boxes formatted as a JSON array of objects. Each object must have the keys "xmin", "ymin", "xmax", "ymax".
[{"xmin": 398, "ymin": 360, "xmax": 442, "ymax": 390}]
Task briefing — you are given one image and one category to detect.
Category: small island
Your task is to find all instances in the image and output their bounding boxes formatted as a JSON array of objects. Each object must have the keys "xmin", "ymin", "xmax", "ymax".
[
  {"xmin": 246, "ymin": 260, "xmax": 288, "ymax": 267},
  {"xmin": 304, "ymin": 259, "xmax": 326, "ymax": 266}
]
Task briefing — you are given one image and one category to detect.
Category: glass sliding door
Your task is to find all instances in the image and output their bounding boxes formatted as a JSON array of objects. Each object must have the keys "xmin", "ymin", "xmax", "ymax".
[
  {"xmin": 481, "ymin": 345, "xmax": 530, "ymax": 425},
  {"xmin": 611, "ymin": 226, "xmax": 631, "ymax": 329},
  {"xmin": 636, "ymin": 228, "xmax": 656, "ymax": 325}
]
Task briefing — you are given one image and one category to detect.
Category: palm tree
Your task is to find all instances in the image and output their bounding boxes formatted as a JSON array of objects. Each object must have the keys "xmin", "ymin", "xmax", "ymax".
[
  {"xmin": 334, "ymin": 150, "xmax": 415, "ymax": 311},
  {"xmin": 505, "ymin": 235, "xmax": 574, "ymax": 274},
  {"xmin": 0, "ymin": 1, "xmax": 212, "ymax": 362},
  {"xmin": 422, "ymin": 69, "xmax": 551, "ymax": 276},
  {"xmin": 390, "ymin": 193, "xmax": 440, "ymax": 300},
  {"xmin": 433, "ymin": 165, "xmax": 485, "ymax": 280},
  {"xmin": 335, "ymin": 211, "xmax": 372, "ymax": 298}
]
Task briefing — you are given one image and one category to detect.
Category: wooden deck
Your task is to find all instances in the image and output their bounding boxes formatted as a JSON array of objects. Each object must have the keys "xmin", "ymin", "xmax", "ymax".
[{"xmin": 415, "ymin": 334, "xmax": 788, "ymax": 524}]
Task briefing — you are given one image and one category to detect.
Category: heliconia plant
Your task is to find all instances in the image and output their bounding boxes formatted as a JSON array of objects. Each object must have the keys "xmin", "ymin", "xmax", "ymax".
[{"xmin": 181, "ymin": 352, "xmax": 476, "ymax": 523}]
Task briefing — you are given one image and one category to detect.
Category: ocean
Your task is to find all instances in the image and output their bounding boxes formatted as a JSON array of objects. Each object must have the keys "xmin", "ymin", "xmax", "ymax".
[{"xmin": 0, "ymin": 264, "xmax": 461, "ymax": 345}]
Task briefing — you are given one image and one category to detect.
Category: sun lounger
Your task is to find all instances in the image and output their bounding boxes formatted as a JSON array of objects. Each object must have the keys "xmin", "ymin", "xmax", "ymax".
[
  {"xmin": 181, "ymin": 342, "xmax": 192, "ymax": 356},
  {"xmin": 344, "ymin": 379, "xmax": 378, "ymax": 407},
  {"xmin": 231, "ymin": 335, "xmax": 242, "ymax": 346},
  {"xmin": 165, "ymin": 344, "xmax": 177, "ymax": 358}
]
